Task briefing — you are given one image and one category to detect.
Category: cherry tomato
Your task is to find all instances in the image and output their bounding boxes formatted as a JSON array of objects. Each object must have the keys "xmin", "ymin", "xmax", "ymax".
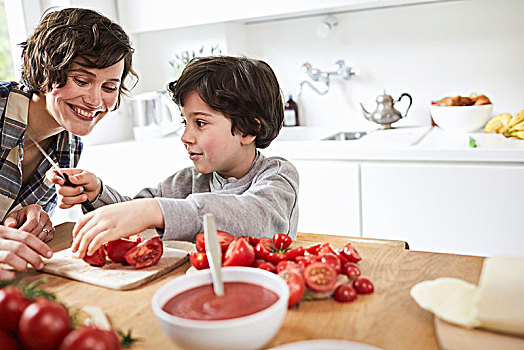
[
  {"xmin": 0, "ymin": 329, "xmax": 19, "ymax": 350},
  {"xmin": 18, "ymin": 297, "xmax": 71, "ymax": 350},
  {"xmin": 190, "ymin": 252, "xmax": 210, "ymax": 270},
  {"xmin": 342, "ymin": 262, "xmax": 361, "ymax": 278},
  {"xmin": 106, "ymin": 238, "xmax": 140, "ymax": 264},
  {"xmin": 340, "ymin": 243, "xmax": 362, "ymax": 262},
  {"xmin": 276, "ymin": 260, "xmax": 304, "ymax": 274},
  {"xmin": 58, "ymin": 326, "xmax": 120, "ymax": 350},
  {"xmin": 273, "ymin": 233, "xmax": 292, "ymax": 250},
  {"xmin": 353, "ymin": 277, "xmax": 374, "ymax": 294},
  {"xmin": 334, "ymin": 284, "xmax": 358, "ymax": 303},
  {"xmin": 305, "ymin": 243, "xmax": 322, "ymax": 255},
  {"xmin": 254, "ymin": 238, "xmax": 286, "ymax": 265},
  {"xmin": 195, "ymin": 231, "xmax": 236, "ymax": 253},
  {"xmin": 303, "ymin": 262, "xmax": 337, "ymax": 292},
  {"xmin": 248, "ymin": 236, "xmax": 260, "ymax": 246},
  {"xmin": 317, "ymin": 243, "xmax": 336, "ymax": 256},
  {"xmin": 223, "ymin": 237, "xmax": 255, "ymax": 267},
  {"xmin": 278, "ymin": 269, "xmax": 305, "ymax": 307},
  {"xmin": 319, "ymin": 253, "xmax": 341, "ymax": 274},
  {"xmin": 256, "ymin": 261, "xmax": 276, "ymax": 273},
  {"xmin": 124, "ymin": 236, "xmax": 163, "ymax": 269},
  {"xmin": 284, "ymin": 246, "xmax": 305, "ymax": 260},
  {"xmin": 83, "ymin": 245, "xmax": 106, "ymax": 267},
  {"xmin": 0, "ymin": 286, "xmax": 31, "ymax": 333},
  {"xmin": 295, "ymin": 254, "xmax": 321, "ymax": 267}
]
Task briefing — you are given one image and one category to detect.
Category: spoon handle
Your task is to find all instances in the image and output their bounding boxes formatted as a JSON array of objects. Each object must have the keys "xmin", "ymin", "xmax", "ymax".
[{"xmin": 204, "ymin": 213, "xmax": 224, "ymax": 296}]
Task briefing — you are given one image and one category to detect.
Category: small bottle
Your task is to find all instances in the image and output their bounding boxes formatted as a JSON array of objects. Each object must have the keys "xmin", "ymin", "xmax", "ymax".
[{"xmin": 284, "ymin": 95, "xmax": 299, "ymax": 127}]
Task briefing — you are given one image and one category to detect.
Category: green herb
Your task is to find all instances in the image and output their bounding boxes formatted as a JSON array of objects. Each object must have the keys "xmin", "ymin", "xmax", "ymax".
[
  {"xmin": 118, "ymin": 329, "xmax": 140, "ymax": 348},
  {"xmin": 469, "ymin": 137, "xmax": 478, "ymax": 148}
]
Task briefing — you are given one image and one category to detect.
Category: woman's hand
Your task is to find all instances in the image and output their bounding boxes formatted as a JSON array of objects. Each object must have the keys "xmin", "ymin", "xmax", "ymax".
[
  {"xmin": 0, "ymin": 226, "xmax": 53, "ymax": 280},
  {"xmin": 46, "ymin": 168, "xmax": 102, "ymax": 209},
  {"xmin": 71, "ymin": 199, "xmax": 164, "ymax": 258},
  {"xmin": 4, "ymin": 205, "xmax": 55, "ymax": 242}
]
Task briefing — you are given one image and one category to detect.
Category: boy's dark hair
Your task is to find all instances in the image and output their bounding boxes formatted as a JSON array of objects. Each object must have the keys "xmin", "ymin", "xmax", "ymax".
[
  {"xmin": 19, "ymin": 8, "xmax": 137, "ymax": 109},
  {"xmin": 168, "ymin": 56, "xmax": 284, "ymax": 149}
]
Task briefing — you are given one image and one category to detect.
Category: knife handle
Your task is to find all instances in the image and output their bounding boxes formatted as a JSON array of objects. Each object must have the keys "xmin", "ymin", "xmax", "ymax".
[{"xmin": 62, "ymin": 173, "xmax": 96, "ymax": 212}]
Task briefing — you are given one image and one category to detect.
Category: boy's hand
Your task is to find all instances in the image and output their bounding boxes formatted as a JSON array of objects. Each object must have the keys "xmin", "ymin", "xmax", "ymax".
[
  {"xmin": 47, "ymin": 168, "xmax": 102, "ymax": 208},
  {"xmin": 71, "ymin": 199, "xmax": 164, "ymax": 259}
]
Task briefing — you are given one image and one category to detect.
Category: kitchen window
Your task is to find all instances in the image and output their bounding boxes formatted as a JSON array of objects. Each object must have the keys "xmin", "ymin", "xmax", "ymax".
[{"xmin": 0, "ymin": 0, "xmax": 15, "ymax": 80}]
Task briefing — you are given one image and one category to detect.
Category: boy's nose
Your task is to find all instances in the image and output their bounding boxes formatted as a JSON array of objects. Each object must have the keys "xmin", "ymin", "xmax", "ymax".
[{"xmin": 180, "ymin": 128, "xmax": 194, "ymax": 144}]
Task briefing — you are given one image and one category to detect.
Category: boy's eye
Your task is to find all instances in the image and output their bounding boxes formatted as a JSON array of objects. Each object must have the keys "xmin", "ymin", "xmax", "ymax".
[
  {"xmin": 72, "ymin": 77, "xmax": 88, "ymax": 85},
  {"xmin": 181, "ymin": 119, "xmax": 187, "ymax": 127},
  {"xmin": 196, "ymin": 120, "xmax": 207, "ymax": 127}
]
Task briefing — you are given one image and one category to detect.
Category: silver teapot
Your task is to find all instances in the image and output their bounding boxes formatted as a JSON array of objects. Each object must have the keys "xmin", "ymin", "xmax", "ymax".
[{"xmin": 360, "ymin": 91, "xmax": 412, "ymax": 129}]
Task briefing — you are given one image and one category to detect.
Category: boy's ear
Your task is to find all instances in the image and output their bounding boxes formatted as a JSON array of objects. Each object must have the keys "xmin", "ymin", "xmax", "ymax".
[{"xmin": 240, "ymin": 118, "xmax": 260, "ymax": 146}]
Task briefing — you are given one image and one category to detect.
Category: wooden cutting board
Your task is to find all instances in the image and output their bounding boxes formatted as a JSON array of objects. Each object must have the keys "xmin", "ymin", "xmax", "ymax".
[
  {"xmin": 435, "ymin": 316, "xmax": 524, "ymax": 350},
  {"xmin": 42, "ymin": 246, "xmax": 188, "ymax": 290}
]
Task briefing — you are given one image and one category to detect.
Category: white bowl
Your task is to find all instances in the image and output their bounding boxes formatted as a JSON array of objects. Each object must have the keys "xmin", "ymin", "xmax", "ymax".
[
  {"xmin": 152, "ymin": 267, "xmax": 289, "ymax": 350},
  {"xmin": 430, "ymin": 104, "xmax": 493, "ymax": 133}
]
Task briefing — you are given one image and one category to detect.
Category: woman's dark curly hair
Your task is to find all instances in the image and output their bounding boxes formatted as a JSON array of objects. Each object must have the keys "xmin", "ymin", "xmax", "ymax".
[
  {"xmin": 167, "ymin": 56, "xmax": 284, "ymax": 149},
  {"xmin": 19, "ymin": 8, "xmax": 137, "ymax": 109}
]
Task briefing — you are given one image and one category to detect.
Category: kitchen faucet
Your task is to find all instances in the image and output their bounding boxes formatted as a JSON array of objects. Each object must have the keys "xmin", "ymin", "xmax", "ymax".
[{"xmin": 296, "ymin": 60, "xmax": 356, "ymax": 96}]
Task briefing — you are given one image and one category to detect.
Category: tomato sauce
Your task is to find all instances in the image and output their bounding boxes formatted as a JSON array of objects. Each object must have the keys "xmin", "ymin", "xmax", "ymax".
[{"xmin": 162, "ymin": 282, "xmax": 278, "ymax": 320}]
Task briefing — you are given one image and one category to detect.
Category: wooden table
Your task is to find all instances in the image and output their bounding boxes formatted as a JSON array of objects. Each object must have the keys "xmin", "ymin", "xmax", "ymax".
[{"xmin": 19, "ymin": 223, "xmax": 484, "ymax": 350}]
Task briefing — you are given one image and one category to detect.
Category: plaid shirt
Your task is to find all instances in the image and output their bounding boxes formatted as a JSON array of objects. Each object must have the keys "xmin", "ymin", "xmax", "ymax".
[{"xmin": 0, "ymin": 81, "xmax": 82, "ymax": 221}]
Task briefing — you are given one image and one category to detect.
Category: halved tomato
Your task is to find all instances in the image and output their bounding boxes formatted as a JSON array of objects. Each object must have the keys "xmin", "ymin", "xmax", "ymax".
[
  {"xmin": 278, "ymin": 269, "xmax": 305, "ymax": 307},
  {"xmin": 106, "ymin": 238, "xmax": 140, "ymax": 264},
  {"xmin": 223, "ymin": 237, "xmax": 255, "ymax": 267},
  {"xmin": 190, "ymin": 252, "xmax": 210, "ymax": 270},
  {"xmin": 303, "ymin": 262, "xmax": 337, "ymax": 292},
  {"xmin": 124, "ymin": 237, "xmax": 163, "ymax": 269},
  {"xmin": 195, "ymin": 230, "xmax": 236, "ymax": 253},
  {"xmin": 82, "ymin": 246, "xmax": 106, "ymax": 267}
]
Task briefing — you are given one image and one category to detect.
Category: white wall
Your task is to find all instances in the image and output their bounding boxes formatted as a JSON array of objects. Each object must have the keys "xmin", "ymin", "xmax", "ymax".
[{"xmin": 129, "ymin": 0, "xmax": 524, "ymax": 131}]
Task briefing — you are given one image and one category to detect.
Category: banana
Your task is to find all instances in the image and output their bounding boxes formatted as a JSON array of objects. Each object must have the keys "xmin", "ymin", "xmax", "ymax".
[
  {"xmin": 485, "ymin": 113, "xmax": 512, "ymax": 133},
  {"xmin": 508, "ymin": 109, "xmax": 524, "ymax": 129},
  {"xmin": 508, "ymin": 130, "xmax": 524, "ymax": 140}
]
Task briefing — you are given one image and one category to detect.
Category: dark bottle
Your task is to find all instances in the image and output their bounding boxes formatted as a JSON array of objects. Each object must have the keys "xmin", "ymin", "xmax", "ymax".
[{"xmin": 284, "ymin": 95, "xmax": 299, "ymax": 127}]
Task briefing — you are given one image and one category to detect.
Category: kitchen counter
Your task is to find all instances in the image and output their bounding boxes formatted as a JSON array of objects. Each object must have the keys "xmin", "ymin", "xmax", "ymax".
[
  {"xmin": 267, "ymin": 126, "xmax": 524, "ymax": 163},
  {"xmin": 19, "ymin": 223, "xmax": 485, "ymax": 350}
]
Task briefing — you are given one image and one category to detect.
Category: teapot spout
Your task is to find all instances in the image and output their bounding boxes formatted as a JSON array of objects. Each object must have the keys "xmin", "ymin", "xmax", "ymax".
[{"xmin": 360, "ymin": 103, "xmax": 373, "ymax": 121}]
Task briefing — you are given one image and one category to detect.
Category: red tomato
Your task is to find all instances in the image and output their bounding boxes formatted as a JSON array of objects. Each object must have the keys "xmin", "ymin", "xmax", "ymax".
[
  {"xmin": 317, "ymin": 243, "xmax": 336, "ymax": 256},
  {"xmin": 254, "ymin": 238, "xmax": 286, "ymax": 265},
  {"xmin": 335, "ymin": 249, "xmax": 349, "ymax": 264},
  {"xmin": 18, "ymin": 297, "xmax": 71, "ymax": 350},
  {"xmin": 273, "ymin": 233, "xmax": 292, "ymax": 250},
  {"xmin": 303, "ymin": 262, "xmax": 337, "ymax": 292},
  {"xmin": 342, "ymin": 262, "xmax": 361, "ymax": 278},
  {"xmin": 189, "ymin": 252, "xmax": 210, "ymax": 270},
  {"xmin": 305, "ymin": 243, "xmax": 322, "ymax": 255},
  {"xmin": 334, "ymin": 284, "xmax": 358, "ymax": 303},
  {"xmin": 248, "ymin": 236, "xmax": 260, "ymax": 246},
  {"xmin": 223, "ymin": 237, "xmax": 255, "ymax": 267},
  {"xmin": 353, "ymin": 277, "xmax": 374, "ymax": 294},
  {"xmin": 124, "ymin": 236, "xmax": 163, "ymax": 269},
  {"xmin": 0, "ymin": 286, "xmax": 31, "ymax": 333},
  {"xmin": 320, "ymin": 253, "xmax": 341, "ymax": 274},
  {"xmin": 295, "ymin": 254, "xmax": 321, "ymax": 267},
  {"xmin": 83, "ymin": 245, "xmax": 107, "ymax": 267},
  {"xmin": 284, "ymin": 246, "xmax": 305, "ymax": 260},
  {"xmin": 0, "ymin": 329, "xmax": 19, "ymax": 350},
  {"xmin": 58, "ymin": 326, "xmax": 120, "ymax": 350},
  {"xmin": 256, "ymin": 261, "xmax": 276, "ymax": 273},
  {"xmin": 276, "ymin": 260, "xmax": 304, "ymax": 274},
  {"xmin": 106, "ymin": 238, "xmax": 140, "ymax": 264},
  {"xmin": 278, "ymin": 269, "xmax": 305, "ymax": 307},
  {"xmin": 195, "ymin": 231, "xmax": 236, "ymax": 253},
  {"xmin": 340, "ymin": 243, "xmax": 362, "ymax": 262}
]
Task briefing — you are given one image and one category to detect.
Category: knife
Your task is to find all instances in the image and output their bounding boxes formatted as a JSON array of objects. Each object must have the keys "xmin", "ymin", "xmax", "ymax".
[
  {"xmin": 204, "ymin": 213, "xmax": 224, "ymax": 296},
  {"xmin": 29, "ymin": 135, "xmax": 95, "ymax": 212}
]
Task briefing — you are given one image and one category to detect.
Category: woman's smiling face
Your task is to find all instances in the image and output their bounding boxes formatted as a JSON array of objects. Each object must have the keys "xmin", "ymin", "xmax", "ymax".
[{"xmin": 44, "ymin": 59, "xmax": 125, "ymax": 136}]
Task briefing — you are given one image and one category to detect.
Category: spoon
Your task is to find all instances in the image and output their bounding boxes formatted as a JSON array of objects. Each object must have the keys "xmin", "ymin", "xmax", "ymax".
[{"xmin": 204, "ymin": 213, "xmax": 224, "ymax": 296}]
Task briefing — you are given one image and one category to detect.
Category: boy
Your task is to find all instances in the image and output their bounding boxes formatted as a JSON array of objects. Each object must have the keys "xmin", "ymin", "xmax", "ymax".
[{"xmin": 51, "ymin": 56, "xmax": 299, "ymax": 259}]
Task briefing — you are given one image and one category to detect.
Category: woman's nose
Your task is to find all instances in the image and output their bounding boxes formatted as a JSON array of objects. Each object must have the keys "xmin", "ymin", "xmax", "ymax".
[{"xmin": 83, "ymin": 86, "xmax": 102, "ymax": 108}]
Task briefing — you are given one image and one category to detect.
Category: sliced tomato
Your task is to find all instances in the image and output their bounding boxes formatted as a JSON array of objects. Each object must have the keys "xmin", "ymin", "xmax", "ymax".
[
  {"xmin": 276, "ymin": 260, "xmax": 304, "ymax": 274},
  {"xmin": 124, "ymin": 236, "xmax": 163, "ymax": 269},
  {"xmin": 305, "ymin": 243, "xmax": 322, "ymax": 255},
  {"xmin": 273, "ymin": 233, "xmax": 292, "ymax": 250},
  {"xmin": 278, "ymin": 269, "xmax": 305, "ymax": 307},
  {"xmin": 284, "ymin": 246, "xmax": 305, "ymax": 260},
  {"xmin": 319, "ymin": 253, "xmax": 341, "ymax": 274},
  {"xmin": 82, "ymin": 245, "xmax": 106, "ymax": 267},
  {"xmin": 304, "ymin": 262, "xmax": 337, "ymax": 292},
  {"xmin": 106, "ymin": 238, "xmax": 140, "ymax": 264},
  {"xmin": 222, "ymin": 237, "xmax": 255, "ymax": 267},
  {"xmin": 295, "ymin": 254, "xmax": 321, "ymax": 267},
  {"xmin": 340, "ymin": 243, "xmax": 362, "ymax": 262},
  {"xmin": 195, "ymin": 230, "xmax": 236, "ymax": 253},
  {"xmin": 189, "ymin": 252, "xmax": 210, "ymax": 270},
  {"xmin": 317, "ymin": 243, "xmax": 336, "ymax": 256}
]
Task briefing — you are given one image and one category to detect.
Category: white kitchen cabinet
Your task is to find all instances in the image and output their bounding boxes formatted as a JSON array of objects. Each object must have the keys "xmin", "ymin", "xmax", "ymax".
[
  {"xmin": 116, "ymin": 0, "xmax": 447, "ymax": 34},
  {"xmin": 291, "ymin": 160, "xmax": 361, "ymax": 237},
  {"xmin": 360, "ymin": 162, "xmax": 524, "ymax": 257}
]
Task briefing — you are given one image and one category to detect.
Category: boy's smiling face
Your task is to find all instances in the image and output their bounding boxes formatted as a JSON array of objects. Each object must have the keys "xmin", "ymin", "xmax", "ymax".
[{"xmin": 180, "ymin": 91, "xmax": 256, "ymax": 179}]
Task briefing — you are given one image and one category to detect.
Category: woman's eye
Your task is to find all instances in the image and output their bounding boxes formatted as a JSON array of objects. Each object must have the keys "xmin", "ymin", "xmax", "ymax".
[
  {"xmin": 72, "ymin": 77, "xmax": 88, "ymax": 85},
  {"xmin": 103, "ymin": 85, "xmax": 118, "ymax": 92}
]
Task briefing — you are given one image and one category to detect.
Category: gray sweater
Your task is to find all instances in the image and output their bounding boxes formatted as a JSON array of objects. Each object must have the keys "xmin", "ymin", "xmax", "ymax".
[{"xmin": 92, "ymin": 152, "xmax": 299, "ymax": 241}]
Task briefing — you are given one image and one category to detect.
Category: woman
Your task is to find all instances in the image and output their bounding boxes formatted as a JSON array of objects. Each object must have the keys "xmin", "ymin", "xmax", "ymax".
[{"xmin": 0, "ymin": 7, "xmax": 137, "ymax": 279}]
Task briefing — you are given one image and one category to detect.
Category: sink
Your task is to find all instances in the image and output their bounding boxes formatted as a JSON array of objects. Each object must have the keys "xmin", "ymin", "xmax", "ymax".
[{"xmin": 322, "ymin": 131, "xmax": 367, "ymax": 141}]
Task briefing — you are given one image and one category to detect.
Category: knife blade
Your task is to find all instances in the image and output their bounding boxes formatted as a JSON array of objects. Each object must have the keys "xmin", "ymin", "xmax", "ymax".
[{"xmin": 28, "ymin": 135, "xmax": 95, "ymax": 212}]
